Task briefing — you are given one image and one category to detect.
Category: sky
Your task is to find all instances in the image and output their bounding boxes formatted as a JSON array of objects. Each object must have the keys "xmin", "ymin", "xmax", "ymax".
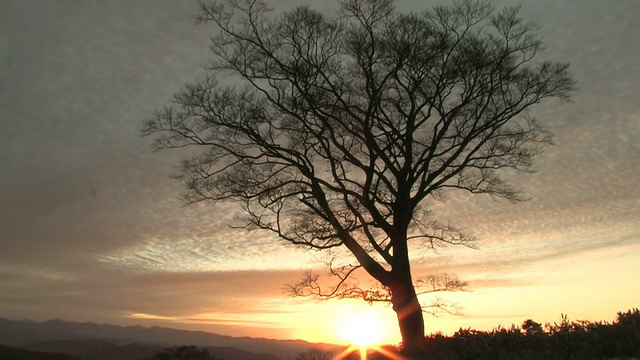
[{"xmin": 1, "ymin": 0, "xmax": 639, "ymax": 346}]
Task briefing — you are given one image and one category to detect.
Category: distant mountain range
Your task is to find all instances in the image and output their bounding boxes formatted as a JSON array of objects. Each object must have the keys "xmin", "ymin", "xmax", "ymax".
[{"xmin": 0, "ymin": 318, "xmax": 343, "ymax": 360}]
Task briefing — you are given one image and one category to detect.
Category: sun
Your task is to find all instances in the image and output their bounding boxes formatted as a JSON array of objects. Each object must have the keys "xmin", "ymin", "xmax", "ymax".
[{"xmin": 337, "ymin": 309, "xmax": 386, "ymax": 347}]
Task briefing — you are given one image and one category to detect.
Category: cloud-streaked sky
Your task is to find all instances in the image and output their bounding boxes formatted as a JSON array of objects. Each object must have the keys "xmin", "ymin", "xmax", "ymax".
[{"xmin": 1, "ymin": 0, "xmax": 638, "ymax": 345}]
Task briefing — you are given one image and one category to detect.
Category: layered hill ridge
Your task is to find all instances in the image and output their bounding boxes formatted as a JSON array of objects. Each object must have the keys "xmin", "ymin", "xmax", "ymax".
[{"xmin": 0, "ymin": 318, "xmax": 342, "ymax": 360}]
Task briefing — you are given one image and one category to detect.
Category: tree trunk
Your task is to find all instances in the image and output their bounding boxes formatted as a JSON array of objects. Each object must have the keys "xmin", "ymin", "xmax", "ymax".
[{"xmin": 390, "ymin": 279, "xmax": 425, "ymax": 354}]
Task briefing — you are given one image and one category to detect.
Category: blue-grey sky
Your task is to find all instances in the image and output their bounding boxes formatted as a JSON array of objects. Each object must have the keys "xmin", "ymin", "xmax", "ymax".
[{"xmin": 0, "ymin": 0, "xmax": 639, "ymax": 343}]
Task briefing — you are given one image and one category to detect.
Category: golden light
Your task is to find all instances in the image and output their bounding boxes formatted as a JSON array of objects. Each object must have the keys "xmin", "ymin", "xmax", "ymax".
[
  {"xmin": 330, "ymin": 305, "xmax": 411, "ymax": 360},
  {"xmin": 337, "ymin": 308, "xmax": 386, "ymax": 347}
]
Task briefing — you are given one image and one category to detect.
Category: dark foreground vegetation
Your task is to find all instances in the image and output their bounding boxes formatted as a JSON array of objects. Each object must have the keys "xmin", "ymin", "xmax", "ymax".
[
  {"xmin": 337, "ymin": 309, "xmax": 640, "ymax": 360},
  {"xmin": 0, "ymin": 344, "xmax": 78, "ymax": 360},
  {"xmin": 413, "ymin": 309, "xmax": 640, "ymax": 360}
]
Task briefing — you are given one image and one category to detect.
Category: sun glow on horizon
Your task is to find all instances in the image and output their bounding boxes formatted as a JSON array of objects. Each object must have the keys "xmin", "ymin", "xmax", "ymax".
[{"xmin": 337, "ymin": 308, "xmax": 387, "ymax": 347}]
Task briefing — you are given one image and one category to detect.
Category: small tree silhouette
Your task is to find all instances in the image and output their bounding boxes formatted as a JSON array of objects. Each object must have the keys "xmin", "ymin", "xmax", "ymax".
[
  {"xmin": 149, "ymin": 345, "xmax": 221, "ymax": 360},
  {"xmin": 293, "ymin": 348, "xmax": 334, "ymax": 360},
  {"xmin": 521, "ymin": 319, "xmax": 543, "ymax": 336}
]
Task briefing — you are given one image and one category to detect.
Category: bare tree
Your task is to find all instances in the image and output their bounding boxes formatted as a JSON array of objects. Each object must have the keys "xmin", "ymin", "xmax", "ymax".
[
  {"xmin": 287, "ymin": 270, "xmax": 468, "ymax": 317},
  {"xmin": 143, "ymin": 0, "xmax": 575, "ymax": 352}
]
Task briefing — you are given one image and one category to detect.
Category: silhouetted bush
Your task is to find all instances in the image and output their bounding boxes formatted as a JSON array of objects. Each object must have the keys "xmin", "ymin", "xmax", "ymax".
[
  {"xmin": 147, "ymin": 345, "xmax": 221, "ymax": 360},
  {"xmin": 416, "ymin": 309, "xmax": 640, "ymax": 360},
  {"xmin": 292, "ymin": 348, "xmax": 334, "ymax": 360}
]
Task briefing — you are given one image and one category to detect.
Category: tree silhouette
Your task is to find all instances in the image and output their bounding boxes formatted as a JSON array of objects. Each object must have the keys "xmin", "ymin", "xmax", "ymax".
[
  {"xmin": 149, "ymin": 345, "xmax": 221, "ymax": 360},
  {"xmin": 286, "ymin": 271, "xmax": 468, "ymax": 317},
  {"xmin": 522, "ymin": 319, "xmax": 544, "ymax": 336},
  {"xmin": 143, "ymin": 0, "xmax": 575, "ymax": 352},
  {"xmin": 293, "ymin": 348, "xmax": 334, "ymax": 360}
]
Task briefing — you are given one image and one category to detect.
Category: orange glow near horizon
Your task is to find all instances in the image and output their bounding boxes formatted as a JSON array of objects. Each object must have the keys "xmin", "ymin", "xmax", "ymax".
[
  {"xmin": 124, "ymin": 247, "xmax": 640, "ymax": 348},
  {"xmin": 330, "ymin": 306, "xmax": 407, "ymax": 360},
  {"xmin": 285, "ymin": 300, "xmax": 401, "ymax": 345},
  {"xmin": 336, "ymin": 308, "xmax": 386, "ymax": 347}
]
